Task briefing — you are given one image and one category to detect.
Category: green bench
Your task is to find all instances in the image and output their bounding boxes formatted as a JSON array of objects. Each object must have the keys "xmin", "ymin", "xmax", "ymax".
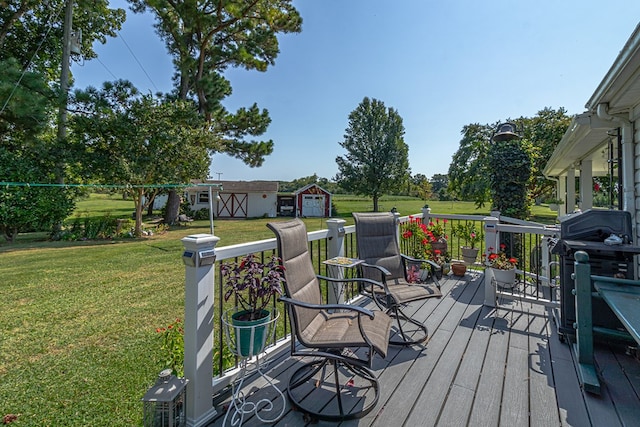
[{"xmin": 572, "ymin": 250, "xmax": 640, "ymax": 394}]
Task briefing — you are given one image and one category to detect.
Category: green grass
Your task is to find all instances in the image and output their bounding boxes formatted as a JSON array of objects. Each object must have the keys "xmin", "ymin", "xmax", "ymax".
[{"xmin": 0, "ymin": 195, "xmax": 557, "ymax": 425}]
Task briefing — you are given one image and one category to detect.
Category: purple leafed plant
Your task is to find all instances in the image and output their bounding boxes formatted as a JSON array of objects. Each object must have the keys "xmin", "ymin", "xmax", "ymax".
[{"xmin": 221, "ymin": 253, "xmax": 285, "ymax": 321}]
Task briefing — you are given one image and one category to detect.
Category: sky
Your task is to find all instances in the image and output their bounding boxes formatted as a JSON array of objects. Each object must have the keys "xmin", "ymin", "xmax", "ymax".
[{"xmin": 72, "ymin": 1, "xmax": 640, "ymax": 183}]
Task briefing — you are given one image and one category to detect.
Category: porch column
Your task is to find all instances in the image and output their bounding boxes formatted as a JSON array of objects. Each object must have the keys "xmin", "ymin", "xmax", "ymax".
[
  {"xmin": 326, "ymin": 219, "xmax": 347, "ymax": 304},
  {"xmin": 567, "ymin": 168, "xmax": 576, "ymax": 213},
  {"xmin": 483, "ymin": 216, "xmax": 500, "ymax": 307},
  {"xmin": 579, "ymin": 159, "xmax": 593, "ymax": 211},
  {"xmin": 182, "ymin": 234, "xmax": 219, "ymax": 427},
  {"xmin": 621, "ymin": 122, "xmax": 635, "ymax": 214},
  {"xmin": 558, "ymin": 175, "xmax": 567, "ymax": 217}
]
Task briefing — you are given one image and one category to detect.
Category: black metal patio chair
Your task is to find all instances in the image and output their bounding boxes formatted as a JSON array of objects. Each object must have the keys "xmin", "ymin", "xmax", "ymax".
[
  {"xmin": 352, "ymin": 212, "xmax": 442, "ymax": 346},
  {"xmin": 267, "ymin": 218, "xmax": 392, "ymax": 421}
]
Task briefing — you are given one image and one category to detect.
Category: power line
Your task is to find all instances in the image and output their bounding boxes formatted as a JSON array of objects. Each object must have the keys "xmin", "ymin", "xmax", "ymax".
[
  {"xmin": 116, "ymin": 30, "xmax": 159, "ymax": 92},
  {"xmin": 0, "ymin": 182, "xmax": 224, "ymax": 189},
  {"xmin": 1, "ymin": 182, "xmax": 188, "ymax": 189},
  {"xmin": 95, "ymin": 57, "xmax": 118, "ymax": 81}
]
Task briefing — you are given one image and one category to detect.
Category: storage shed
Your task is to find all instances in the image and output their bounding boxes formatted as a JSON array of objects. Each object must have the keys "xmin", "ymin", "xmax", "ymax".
[
  {"xmin": 186, "ymin": 180, "xmax": 279, "ymax": 219},
  {"xmin": 294, "ymin": 183, "xmax": 332, "ymax": 217}
]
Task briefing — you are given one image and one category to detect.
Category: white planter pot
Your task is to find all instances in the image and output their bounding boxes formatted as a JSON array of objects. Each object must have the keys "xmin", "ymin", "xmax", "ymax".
[{"xmin": 490, "ymin": 267, "xmax": 516, "ymax": 289}]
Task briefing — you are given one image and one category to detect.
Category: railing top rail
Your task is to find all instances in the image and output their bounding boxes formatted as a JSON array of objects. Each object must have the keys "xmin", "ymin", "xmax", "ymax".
[
  {"xmin": 214, "ymin": 226, "xmax": 332, "ymax": 262},
  {"xmin": 496, "ymin": 223, "xmax": 559, "ymax": 236},
  {"xmin": 401, "ymin": 213, "xmax": 491, "ymax": 222}
]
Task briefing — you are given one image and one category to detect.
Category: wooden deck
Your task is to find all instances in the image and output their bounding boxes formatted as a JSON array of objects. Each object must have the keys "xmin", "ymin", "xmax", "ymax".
[{"xmin": 207, "ymin": 271, "xmax": 640, "ymax": 426}]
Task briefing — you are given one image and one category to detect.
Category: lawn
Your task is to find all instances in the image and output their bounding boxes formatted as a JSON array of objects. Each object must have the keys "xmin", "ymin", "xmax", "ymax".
[{"xmin": 0, "ymin": 194, "xmax": 557, "ymax": 425}]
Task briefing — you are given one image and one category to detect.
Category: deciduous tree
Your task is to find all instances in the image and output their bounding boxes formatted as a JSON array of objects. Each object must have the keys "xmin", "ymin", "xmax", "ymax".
[
  {"xmin": 335, "ymin": 97, "xmax": 410, "ymax": 211},
  {"xmin": 70, "ymin": 80, "xmax": 212, "ymax": 235}
]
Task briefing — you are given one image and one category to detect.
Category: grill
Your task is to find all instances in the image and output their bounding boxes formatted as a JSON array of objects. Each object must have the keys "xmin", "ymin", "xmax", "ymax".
[{"xmin": 551, "ymin": 209, "xmax": 640, "ymax": 341}]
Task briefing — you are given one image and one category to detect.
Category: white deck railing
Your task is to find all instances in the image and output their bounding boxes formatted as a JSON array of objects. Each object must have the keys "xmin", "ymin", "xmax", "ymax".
[{"xmin": 181, "ymin": 211, "xmax": 561, "ymax": 425}]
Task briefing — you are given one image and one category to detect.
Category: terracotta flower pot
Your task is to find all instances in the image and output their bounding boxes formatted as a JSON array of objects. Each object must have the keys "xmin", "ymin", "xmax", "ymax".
[{"xmin": 451, "ymin": 262, "xmax": 467, "ymax": 277}]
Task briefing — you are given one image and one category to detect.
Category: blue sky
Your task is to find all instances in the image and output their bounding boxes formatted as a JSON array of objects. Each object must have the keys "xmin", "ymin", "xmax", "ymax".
[{"xmin": 72, "ymin": 1, "xmax": 640, "ymax": 182}]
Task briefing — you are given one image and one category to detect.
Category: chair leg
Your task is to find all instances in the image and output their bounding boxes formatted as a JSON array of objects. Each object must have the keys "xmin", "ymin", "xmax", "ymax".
[
  {"xmin": 388, "ymin": 306, "xmax": 429, "ymax": 346},
  {"xmin": 287, "ymin": 357, "xmax": 380, "ymax": 421}
]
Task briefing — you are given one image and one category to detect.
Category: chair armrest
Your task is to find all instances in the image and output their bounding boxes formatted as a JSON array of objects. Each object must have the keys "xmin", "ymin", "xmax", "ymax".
[
  {"xmin": 401, "ymin": 254, "xmax": 441, "ymax": 270},
  {"xmin": 278, "ymin": 296, "xmax": 375, "ymax": 319},
  {"xmin": 360, "ymin": 262, "xmax": 391, "ymax": 276}
]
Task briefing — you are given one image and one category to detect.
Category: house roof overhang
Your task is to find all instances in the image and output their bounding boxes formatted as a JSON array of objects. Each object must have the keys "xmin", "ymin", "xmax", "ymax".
[{"xmin": 543, "ymin": 23, "xmax": 640, "ymax": 178}]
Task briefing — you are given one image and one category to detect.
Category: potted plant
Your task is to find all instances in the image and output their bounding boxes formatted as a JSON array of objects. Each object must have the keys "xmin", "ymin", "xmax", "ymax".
[
  {"xmin": 486, "ymin": 244, "xmax": 518, "ymax": 289},
  {"xmin": 425, "ymin": 217, "xmax": 448, "ymax": 254},
  {"xmin": 220, "ymin": 253, "xmax": 285, "ymax": 356},
  {"xmin": 452, "ymin": 222, "xmax": 481, "ymax": 264},
  {"xmin": 429, "ymin": 249, "xmax": 451, "ymax": 277}
]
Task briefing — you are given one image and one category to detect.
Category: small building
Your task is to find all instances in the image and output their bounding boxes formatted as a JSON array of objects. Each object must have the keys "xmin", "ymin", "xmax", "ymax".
[
  {"xmin": 276, "ymin": 194, "xmax": 296, "ymax": 217},
  {"xmin": 294, "ymin": 183, "xmax": 332, "ymax": 217},
  {"xmin": 186, "ymin": 180, "xmax": 278, "ymax": 219}
]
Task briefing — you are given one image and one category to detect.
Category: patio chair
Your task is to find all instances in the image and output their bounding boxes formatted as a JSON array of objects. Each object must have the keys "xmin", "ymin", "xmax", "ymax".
[
  {"xmin": 352, "ymin": 212, "xmax": 442, "ymax": 346},
  {"xmin": 267, "ymin": 218, "xmax": 392, "ymax": 421}
]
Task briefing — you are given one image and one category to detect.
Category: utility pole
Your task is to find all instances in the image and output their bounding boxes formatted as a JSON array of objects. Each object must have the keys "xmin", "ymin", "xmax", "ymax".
[
  {"xmin": 56, "ymin": 0, "xmax": 73, "ymax": 184},
  {"xmin": 53, "ymin": 0, "xmax": 73, "ymax": 234}
]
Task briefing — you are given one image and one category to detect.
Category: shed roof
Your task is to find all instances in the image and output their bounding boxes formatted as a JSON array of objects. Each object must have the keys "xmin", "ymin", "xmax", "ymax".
[
  {"xmin": 294, "ymin": 183, "xmax": 331, "ymax": 195},
  {"xmin": 189, "ymin": 180, "xmax": 279, "ymax": 193}
]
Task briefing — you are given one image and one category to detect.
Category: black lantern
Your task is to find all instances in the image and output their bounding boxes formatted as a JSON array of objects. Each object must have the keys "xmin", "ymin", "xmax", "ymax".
[
  {"xmin": 491, "ymin": 122, "xmax": 521, "ymax": 142},
  {"xmin": 142, "ymin": 369, "xmax": 188, "ymax": 427}
]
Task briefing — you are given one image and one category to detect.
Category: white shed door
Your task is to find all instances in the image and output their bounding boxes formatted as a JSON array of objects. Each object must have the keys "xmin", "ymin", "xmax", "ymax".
[{"xmin": 301, "ymin": 195, "xmax": 324, "ymax": 217}]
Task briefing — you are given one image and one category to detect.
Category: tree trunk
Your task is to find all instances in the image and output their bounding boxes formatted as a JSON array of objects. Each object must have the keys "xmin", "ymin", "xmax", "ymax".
[
  {"xmin": 164, "ymin": 190, "xmax": 181, "ymax": 224},
  {"xmin": 373, "ymin": 195, "xmax": 379, "ymax": 212}
]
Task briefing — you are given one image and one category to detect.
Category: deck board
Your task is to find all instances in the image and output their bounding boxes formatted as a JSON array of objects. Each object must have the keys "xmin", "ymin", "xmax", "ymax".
[{"xmin": 206, "ymin": 271, "xmax": 640, "ymax": 427}]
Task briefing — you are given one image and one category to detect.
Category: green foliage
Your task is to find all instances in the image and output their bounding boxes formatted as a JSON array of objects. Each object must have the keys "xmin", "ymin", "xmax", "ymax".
[
  {"xmin": 59, "ymin": 214, "xmax": 133, "ymax": 240},
  {"xmin": 447, "ymin": 123, "xmax": 492, "ymax": 206},
  {"xmin": 70, "ymin": 82, "xmax": 212, "ymax": 235},
  {"xmin": 451, "ymin": 222, "xmax": 482, "ymax": 249},
  {"xmin": 335, "ymin": 97, "xmax": 410, "ymax": 211},
  {"xmin": 488, "ymin": 138, "xmax": 532, "ymax": 219},
  {"xmin": 0, "ymin": 148, "xmax": 77, "ymax": 242},
  {"xmin": 448, "ymin": 108, "xmax": 571, "ymax": 208},
  {"xmin": 157, "ymin": 318, "xmax": 185, "ymax": 377},
  {"xmin": 0, "ymin": 1, "xmax": 126, "ymax": 82}
]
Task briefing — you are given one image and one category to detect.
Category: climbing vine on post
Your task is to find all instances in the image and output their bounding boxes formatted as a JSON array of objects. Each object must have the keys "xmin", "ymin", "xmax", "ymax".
[{"xmin": 487, "ymin": 129, "xmax": 531, "ymax": 219}]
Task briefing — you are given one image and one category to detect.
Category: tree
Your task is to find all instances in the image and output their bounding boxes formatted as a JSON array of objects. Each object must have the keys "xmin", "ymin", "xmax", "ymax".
[
  {"xmin": 335, "ymin": 97, "xmax": 410, "ymax": 211},
  {"xmin": 447, "ymin": 108, "xmax": 571, "ymax": 208},
  {"xmin": 70, "ymin": 80, "xmax": 212, "ymax": 235},
  {"xmin": 447, "ymin": 123, "xmax": 493, "ymax": 207},
  {"xmin": 430, "ymin": 173, "xmax": 449, "ymax": 200},
  {"xmin": 0, "ymin": 1, "xmax": 125, "ymax": 81},
  {"xmin": 0, "ymin": 58, "xmax": 76, "ymax": 241},
  {"xmin": 0, "ymin": 1, "xmax": 126, "ymax": 240},
  {"xmin": 128, "ymin": 0, "xmax": 303, "ymax": 222},
  {"xmin": 520, "ymin": 107, "xmax": 572, "ymax": 201},
  {"xmin": 410, "ymin": 174, "xmax": 432, "ymax": 200}
]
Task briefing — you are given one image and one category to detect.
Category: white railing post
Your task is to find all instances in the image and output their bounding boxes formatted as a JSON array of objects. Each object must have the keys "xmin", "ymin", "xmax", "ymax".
[
  {"xmin": 392, "ymin": 210, "xmax": 401, "ymax": 243},
  {"xmin": 182, "ymin": 234, "xmax": 219, "ymax": 427},
  {"xmin": 421, "ymin": 205, "xmax": 432, "ymax": 221},
  {"xmin": 326, "ymin": 218, "xmax": 347, "ymax": 304},
  {"xmin": 483, "ymin": 217, "xmax": 500, "ymax": 307}
]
